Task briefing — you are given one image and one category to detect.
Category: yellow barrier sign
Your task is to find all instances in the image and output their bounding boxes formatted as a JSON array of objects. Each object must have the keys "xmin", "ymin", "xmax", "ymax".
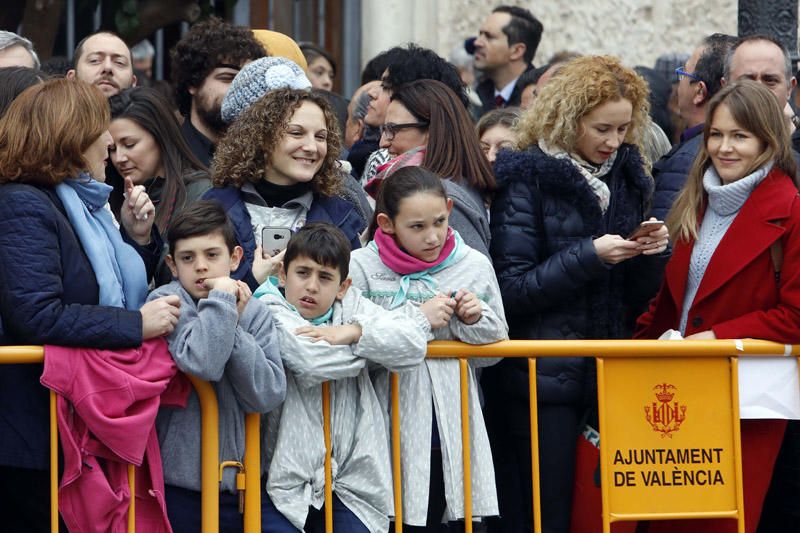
[{"xmin": 598, "ymin": 357, "xmax": 742, "ymax": 521}]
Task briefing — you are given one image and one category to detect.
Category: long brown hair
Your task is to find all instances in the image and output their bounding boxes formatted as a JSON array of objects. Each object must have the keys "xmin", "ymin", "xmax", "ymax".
[
  {"xmin": 0, "ymin": 78, "xmax": 109, "ymax": 185},
  {"xmin": 667, "ymin": 80, "xmax": 798, "ymax": 243},
  {"xmin": 390, "ymin": 79, "xmax": 496, "ymax": 196},
  {"xmin": 212, "ymin": 88, "xmax": 343, "ymax": 197},
  {"xmin": 110, "ymin": 87, "xmax": 208, "ymax": 232}
]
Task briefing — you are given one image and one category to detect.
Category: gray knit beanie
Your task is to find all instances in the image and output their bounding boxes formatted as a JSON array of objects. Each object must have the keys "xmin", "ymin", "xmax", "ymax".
[{"xmin": 221, "ymin": 56, "xmax": 312, "ymax": 123}]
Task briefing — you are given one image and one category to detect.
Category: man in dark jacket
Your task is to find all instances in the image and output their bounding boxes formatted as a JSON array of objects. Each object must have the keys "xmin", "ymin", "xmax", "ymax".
[
  {"xmin": 650, "ymin": 33, "xmax": 736, "ymax": 221},
  {"xmin": 473, "ymin": 5, "xmax": 543, "ymax": 117}
]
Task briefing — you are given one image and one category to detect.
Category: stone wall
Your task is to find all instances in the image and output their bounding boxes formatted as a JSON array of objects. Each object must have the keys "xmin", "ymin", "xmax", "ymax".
[{"xmin": 362, "ymin": 0, "xmax": 739, "ymax": 72}]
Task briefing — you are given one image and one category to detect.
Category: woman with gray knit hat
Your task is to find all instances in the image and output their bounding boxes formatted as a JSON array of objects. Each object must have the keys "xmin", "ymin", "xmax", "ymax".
[{"xmin": 203, "ymin": 60, "xmax": 366, "ymax": 291}]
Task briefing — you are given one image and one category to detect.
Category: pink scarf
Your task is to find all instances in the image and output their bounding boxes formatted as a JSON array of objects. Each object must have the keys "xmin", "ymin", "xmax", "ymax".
[{"xmin": 373, "ymin": 226, "xmax": 456, "ymax": 274}]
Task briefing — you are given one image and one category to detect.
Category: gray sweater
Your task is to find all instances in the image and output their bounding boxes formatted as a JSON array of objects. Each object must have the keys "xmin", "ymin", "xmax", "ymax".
[
  {"xmin": 149, "ymin": 281, "xmax": 286, "ymax": 492},
  {"xmin": 679, "ymin": 164, "xmax": 771, "ymax": 334}
]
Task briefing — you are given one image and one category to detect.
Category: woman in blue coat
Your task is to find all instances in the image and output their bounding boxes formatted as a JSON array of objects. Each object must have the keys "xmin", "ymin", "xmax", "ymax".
[
  {"xmin": 484, "ymin": 56, "xmax": 670, "ymax": 532},
  {"xmin": 0, "ymin": 79, "xmax": 179, "ymax": 531}
]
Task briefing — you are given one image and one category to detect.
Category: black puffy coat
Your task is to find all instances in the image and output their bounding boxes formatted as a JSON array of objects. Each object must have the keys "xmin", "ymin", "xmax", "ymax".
[{"xmin": 484, "ymin": 144, "xmax": 668, "ymax": 407}]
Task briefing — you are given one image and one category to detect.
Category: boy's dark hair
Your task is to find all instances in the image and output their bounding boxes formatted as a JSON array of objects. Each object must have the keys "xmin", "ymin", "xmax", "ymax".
[
  {"xmin": 166, "ymin": 200, "xmax": 238, "ymax": 255},
  {"xmin": 171, "ymin": 17, "xmax": 266, "ymax": 116},
  {"xmin": 493, "ymin": 5, "xmax": 544, "ymax": 65},
  {"xmin": 285, "ymin": 223, "xmax": 351, "ymax": 280}
]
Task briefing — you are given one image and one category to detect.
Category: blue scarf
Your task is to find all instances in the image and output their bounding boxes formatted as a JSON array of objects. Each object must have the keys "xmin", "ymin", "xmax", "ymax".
[
  {"xmin": 55, "ymin": 175, "xmax": 147, "ymax": 310},
  {"xmin": 369, "ymin": 231, "xmax": 466, "ymax": 309},
  {"xmin": 254, "ymin": 276, "xmax": 334, "ymax": 324}
]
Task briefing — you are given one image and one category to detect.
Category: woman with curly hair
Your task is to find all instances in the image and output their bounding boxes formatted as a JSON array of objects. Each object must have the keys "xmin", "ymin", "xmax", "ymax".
[
  {"xmin": 204, "ymin": 88, "xmax": 364, "ymax": 290},
  {"xmin": 483, "ymin": 55, "xmax": 670, "ymax": 532}
]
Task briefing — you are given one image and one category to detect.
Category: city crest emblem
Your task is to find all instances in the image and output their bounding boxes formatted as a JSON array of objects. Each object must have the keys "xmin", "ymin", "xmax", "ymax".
[{"xmin": 644, "ymin": 383, "xmax": 686, "ymax": 438}]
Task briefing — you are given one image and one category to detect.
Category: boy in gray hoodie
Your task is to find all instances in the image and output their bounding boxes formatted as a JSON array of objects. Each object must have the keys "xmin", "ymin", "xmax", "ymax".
[{"xmin": 148, "ymin": 201, "xmax": 286, "ymax": 532}]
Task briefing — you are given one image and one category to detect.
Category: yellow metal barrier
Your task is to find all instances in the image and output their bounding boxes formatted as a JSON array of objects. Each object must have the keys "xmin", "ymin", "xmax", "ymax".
[{"xmin": 6, "ymin": 339, "xmax": 800, "ymax": 533}]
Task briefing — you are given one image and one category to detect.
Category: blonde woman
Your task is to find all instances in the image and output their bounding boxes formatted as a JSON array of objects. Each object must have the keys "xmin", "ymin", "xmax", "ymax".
[{"xmin": 485, "ymin": 56, "xmax": 669, "ymax": 532}]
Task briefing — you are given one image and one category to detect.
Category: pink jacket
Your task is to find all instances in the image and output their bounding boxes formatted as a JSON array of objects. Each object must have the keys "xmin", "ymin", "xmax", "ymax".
[{"xmin": 41, "ymin": 338, "xmax": 189, "ymax": 533}]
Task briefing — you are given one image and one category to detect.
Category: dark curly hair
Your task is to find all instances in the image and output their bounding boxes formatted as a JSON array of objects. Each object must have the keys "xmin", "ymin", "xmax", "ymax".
[
  {"xmin": 381, "ymin": 44, "xmax": 468, "ymax": 108},
  {"xmin": 212, "ymin": 89, "xmax": 343, "ymax": 197},
  {"xmin": 170, "ymin": 17, "xmax": 265, "ymax": 116}
]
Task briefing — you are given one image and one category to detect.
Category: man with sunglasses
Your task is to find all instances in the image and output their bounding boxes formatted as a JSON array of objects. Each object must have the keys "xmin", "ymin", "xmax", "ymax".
[{"xmin": 649, "ymin": 34, "xmax": 737, "ymax": 221}]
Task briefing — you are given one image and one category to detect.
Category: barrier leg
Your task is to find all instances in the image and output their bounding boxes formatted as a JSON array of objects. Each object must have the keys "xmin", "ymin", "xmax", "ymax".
[
  {"xmin": 322, "ymin": 381, "xmax": 333, "ymax": 533},
  {"xmin": 187, "ymin": 376, "xmax": 220, "ymax": 533},
  {"xmin": 730, "ymin": 357, "xmax": 745, "ymax": 533},
  {"xmin": 50, "ymin": 390, "xmax": 58, "ymax": 533},
  {"xmin": 243, "ymin": 413, "xmax": 261, "ymax": 533},
  {"xmin": 459, "ymin": 359, "xmax": 473, "ymax": 533},
  {"xmin": 391, "ymin": 373, "xmax": 403, "ymax": 532},
  {"xmin": 128, "ymin": 464, "xmax": 136, "ymax": 532},
  {"xmin": 528, "ymin": 358, "xmax": 542, "ymax": 533}
]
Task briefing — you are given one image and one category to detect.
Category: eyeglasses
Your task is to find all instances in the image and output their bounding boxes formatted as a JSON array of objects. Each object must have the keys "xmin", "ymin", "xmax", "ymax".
[
  {"xmin": 675, "ymin": 66, "xmax": 701, "ymax": 83},
  {"xmin": 379, "ymin": 121, "xmax": 429, "ymax": 141}
]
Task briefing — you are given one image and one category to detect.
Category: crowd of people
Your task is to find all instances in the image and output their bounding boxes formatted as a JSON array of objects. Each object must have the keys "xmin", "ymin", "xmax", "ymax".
[{"xmin": 0, "ymin": 5, "xmax": 799, "ymax": 533}]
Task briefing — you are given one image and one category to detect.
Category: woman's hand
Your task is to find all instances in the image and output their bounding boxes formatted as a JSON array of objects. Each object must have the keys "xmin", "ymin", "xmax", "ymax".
[
  {"xmin": 593, "ymin": 234, "xmax": 641, "ymax": 264},
  {"xmin": 634, "ymin": 218, "xmax": 669, "ymax": 256},
  {"xmin": 454, "ymin": 289, "xmax": 482, "ymax": 325},
  {"xmin": 252, "ymin": 247, "xmax": 285, "ymax": 284},
  {"xmin": 141, "ymin": 295, "xmax": 181, "ymax": 339},
  {"xmin": 685, "ymin": 330, "xmax": 716, "ymax": 340},
  {"xmin": 420, "ymin": 293, "xmax": 456, "ymax": 329},
  {"xmin": 120, "ymin": 177, "xmax": 155, "ymax": 245}
]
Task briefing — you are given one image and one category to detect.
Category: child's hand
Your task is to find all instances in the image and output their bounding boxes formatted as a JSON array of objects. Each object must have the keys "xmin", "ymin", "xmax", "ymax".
[
  {"xmin": 295, "ymin": 324, "xmax": 362, "ymax": 345},
  {"xmin": 203, "ymin": 277, "xmax": 239, "ymax": 296},
  {"xmin": 420, "ymin": 293, "xmax": 456, "ymax": 329},
  {"xmin": 454, "ymin": 289, "xmax": 482, "ymax": 325},
  {"xmin": 235, "ymin": 280, "xmax": 252, "ymax": 316},
  {"xmin": 253, "ymin": 247, "xmax": 285, "ymax": 284}
]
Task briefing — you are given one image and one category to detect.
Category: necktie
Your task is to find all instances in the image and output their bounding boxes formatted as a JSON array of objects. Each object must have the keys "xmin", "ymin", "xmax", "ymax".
[{"xmin": 495, "ymin": 94, "xmax": 506, "ymax": 108}]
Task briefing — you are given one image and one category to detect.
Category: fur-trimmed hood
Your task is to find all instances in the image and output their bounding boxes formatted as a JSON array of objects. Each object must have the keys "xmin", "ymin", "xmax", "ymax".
[{"xmin": 493, "ymin": 143, "xmax": 654, "ymax": 220}]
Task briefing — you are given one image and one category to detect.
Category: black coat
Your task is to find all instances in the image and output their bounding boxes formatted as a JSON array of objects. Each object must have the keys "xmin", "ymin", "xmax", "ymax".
[
  {"xmin": 484, "ymin": 145, "xmax": 668, "ymax": 407},
  {"xmin": 0, "ymin": 182, "xmax": 160, "ymax": 470}
]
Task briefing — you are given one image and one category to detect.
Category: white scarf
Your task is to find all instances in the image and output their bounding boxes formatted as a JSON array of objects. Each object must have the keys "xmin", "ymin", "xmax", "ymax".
[{"xmin": 539, "ymin": 139, "xmax": 616, "ymax": 214}]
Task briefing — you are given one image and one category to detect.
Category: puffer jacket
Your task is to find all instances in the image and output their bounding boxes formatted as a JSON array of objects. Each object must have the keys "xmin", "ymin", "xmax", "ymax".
[
  {"xmin": 485, "ymin": 144, "xmax": 668, "ymax": 407},
  {"xmin": 649, "ymin": 128, "xmax": 703, "ymax": 221}
]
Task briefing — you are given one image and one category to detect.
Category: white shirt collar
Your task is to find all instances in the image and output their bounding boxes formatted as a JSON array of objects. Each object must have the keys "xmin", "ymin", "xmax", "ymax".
[{"xmin": 493, "ymin": 77, "xmax": 520, "ymax": 102}]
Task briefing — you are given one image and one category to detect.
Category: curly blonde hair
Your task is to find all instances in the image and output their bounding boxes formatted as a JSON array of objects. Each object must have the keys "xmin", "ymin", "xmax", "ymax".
[
  {"xmin": 212, "ymin": 88, "xmax": 343, "ymax": 196},
  {"xmin": 516, "ymin": 55, "xmax": 650, "ymax": 157}
]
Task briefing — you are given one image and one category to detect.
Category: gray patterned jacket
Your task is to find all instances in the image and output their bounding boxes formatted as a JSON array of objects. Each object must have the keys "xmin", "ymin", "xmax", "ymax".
[
  {"xmin": 349, "ymin": 243, "xmax": 509, "ymax": 526},
  {"xmin": 258, "ymin": 285, "xmax": 428, "ymax": 532}
]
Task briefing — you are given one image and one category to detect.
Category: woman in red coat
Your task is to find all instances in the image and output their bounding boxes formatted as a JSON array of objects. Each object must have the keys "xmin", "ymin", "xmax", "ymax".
[{"xmin": 636, "ymin": 80, "xmax": 800, "ymax": 532}]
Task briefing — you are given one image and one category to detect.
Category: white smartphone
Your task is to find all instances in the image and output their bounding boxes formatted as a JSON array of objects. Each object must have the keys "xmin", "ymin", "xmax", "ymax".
[
  {"xmin": 627, "ymin": 220, "xmax": 665, "ymax": 241},
  {"xmin": 261, "ymin": 227, "xmax": 292, "ymax": 257}
]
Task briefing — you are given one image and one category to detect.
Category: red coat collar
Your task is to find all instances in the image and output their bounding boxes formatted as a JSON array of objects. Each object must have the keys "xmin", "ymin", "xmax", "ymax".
[{"xmin": 666, "ymin": 168, "xmax": 797, "ymax": 309}]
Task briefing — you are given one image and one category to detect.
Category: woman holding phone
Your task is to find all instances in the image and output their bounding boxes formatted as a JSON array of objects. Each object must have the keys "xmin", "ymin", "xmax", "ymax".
[
  {"xmin": 636, "ymin": 80, "xmax": 800, "ymax": 533},
  {"xmin": 484, "ymin": 55, "xmax": 669, "ymax": 532},
  {"xmin": 204, "ymin": 88, "xmax": 364, "ymax": 289}
]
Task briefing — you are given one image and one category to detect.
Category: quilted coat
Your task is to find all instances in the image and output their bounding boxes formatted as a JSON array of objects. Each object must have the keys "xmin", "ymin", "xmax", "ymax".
[
  {"xmin": 0, "ymin": 182, "xmax": 160, "ymax": 470},
  {"xmin": 484, "ymin": 144, "xmax": 668, "ymax": 406}
]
